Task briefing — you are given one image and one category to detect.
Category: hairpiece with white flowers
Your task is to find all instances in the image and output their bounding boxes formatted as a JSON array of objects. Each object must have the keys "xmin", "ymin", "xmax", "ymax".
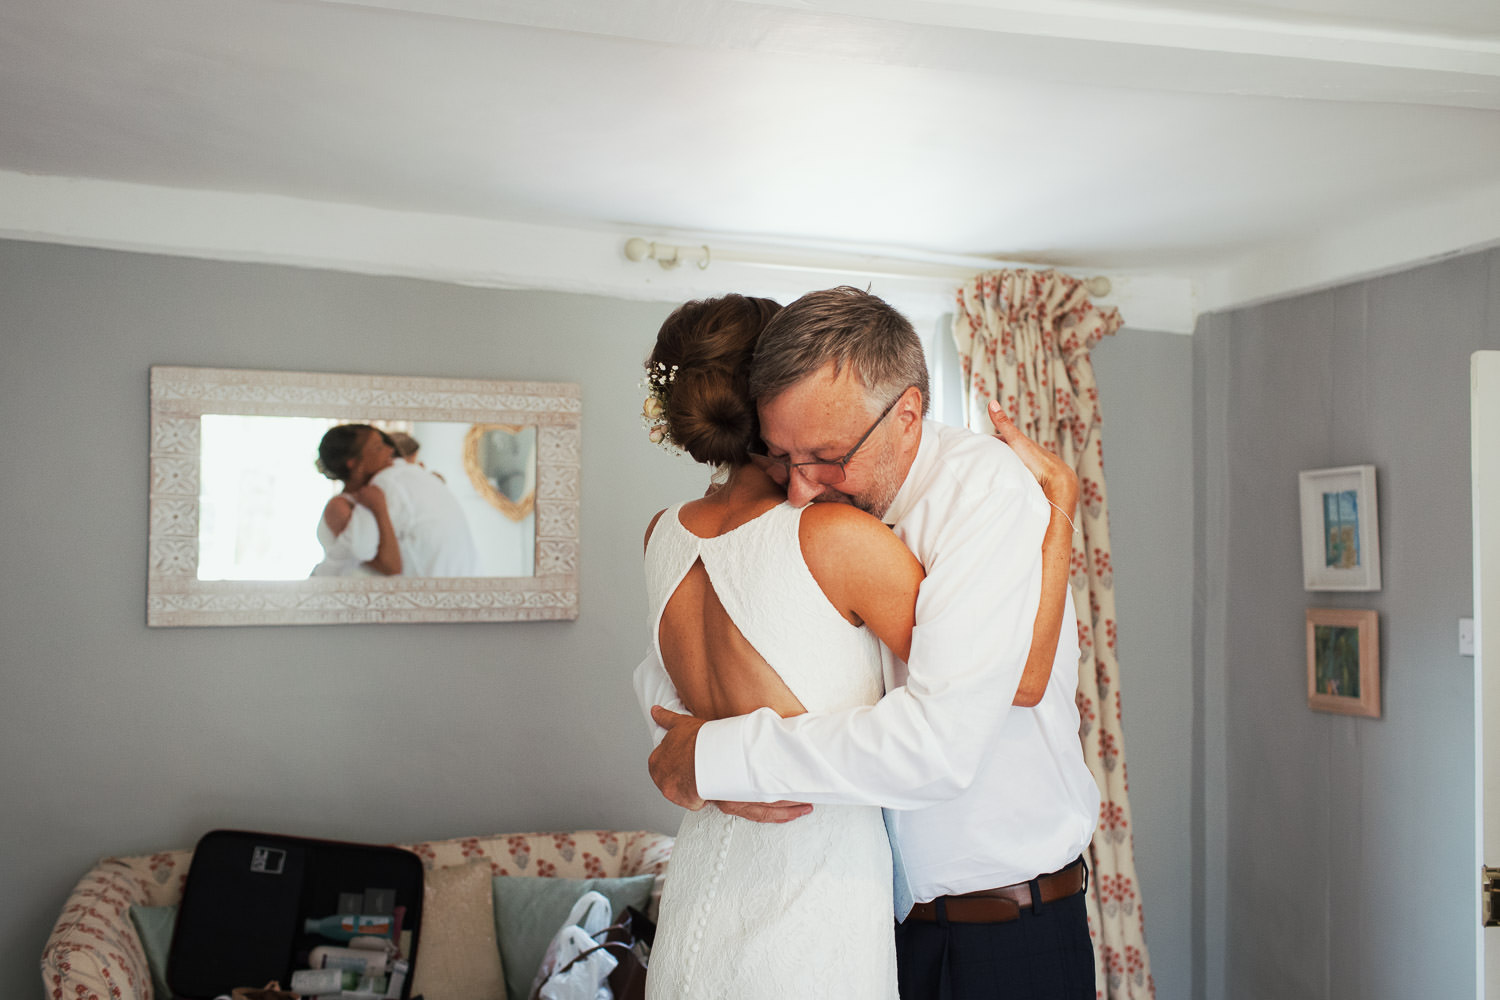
[{"xmin": 640, "ymin": 361, "xmax": 678, "ymax": 449}]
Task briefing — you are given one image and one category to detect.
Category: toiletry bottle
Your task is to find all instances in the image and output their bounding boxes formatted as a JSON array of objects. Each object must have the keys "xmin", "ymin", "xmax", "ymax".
[
  {"xmin": 290, "ymin": 967, "xmax": 358, "ymax": 994},
  {"xmin": 304, "ymin": 913, "xmax": 395, "ymax": 940},
  {"xmin": 384, "ymin": 959, "xmax": 409, "ymax": 999},
  {"xmin": 309, "ymin": 944, "xmax": 391, "ymax": 974}
]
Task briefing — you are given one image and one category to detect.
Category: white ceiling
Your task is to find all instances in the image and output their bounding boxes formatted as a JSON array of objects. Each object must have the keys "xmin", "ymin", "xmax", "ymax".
[{"xmin": 2, "ymin": 0, "xmax": 1498, "ymax": 331}]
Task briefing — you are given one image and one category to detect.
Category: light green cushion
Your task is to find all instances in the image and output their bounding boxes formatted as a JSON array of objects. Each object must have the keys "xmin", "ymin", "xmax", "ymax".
[
  {"xmin": 491, "ymin": 875, "xmax": 654, "ymax": 1000},
  {"xmin": 128, "ymin": 903, "xmax": 177, "ymax": 1000}
]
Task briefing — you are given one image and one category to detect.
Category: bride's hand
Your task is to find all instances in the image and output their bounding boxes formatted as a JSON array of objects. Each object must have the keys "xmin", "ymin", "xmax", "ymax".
[
  {"xmin": 714, "ymin": 800, "xmax": 813, "ymax": 824},
  {"xmin": 352, "ymin": 483, "xmax": 389, "ymax": 514},
  {"xmin": 987, "ymin": 401, "xmax": 1078, "ymax": 514}
]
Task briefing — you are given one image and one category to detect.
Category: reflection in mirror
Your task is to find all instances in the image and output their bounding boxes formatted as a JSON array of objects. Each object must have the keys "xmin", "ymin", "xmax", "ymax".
[
  {"xmin": 465, "ymin": 425, "xmax": 537, "ymax": 522},
  {"xmin": 197, "ymin": 416, "xmax": 536, "ymax": 581},
  {"xmin": 148, "ymin": 366, "xmax": 579, "ymax": 627}
]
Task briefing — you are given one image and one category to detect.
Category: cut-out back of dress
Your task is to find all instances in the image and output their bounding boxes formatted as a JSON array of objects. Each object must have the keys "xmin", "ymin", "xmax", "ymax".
[{"xmin": 646, "ymin": 501, "xmax": 881, "ymax": 716}]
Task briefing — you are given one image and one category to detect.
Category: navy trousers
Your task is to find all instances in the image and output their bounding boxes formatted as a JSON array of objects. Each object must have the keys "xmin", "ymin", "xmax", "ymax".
[{"xmin": 894, "ymin": 885, "xmax": 1095, "ymax": 1000}]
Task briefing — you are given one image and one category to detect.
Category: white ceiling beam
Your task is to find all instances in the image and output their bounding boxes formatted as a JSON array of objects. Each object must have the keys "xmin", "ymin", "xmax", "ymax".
[
  {"xmin": 1195, "ymin": 178, "xmax": 1500, "ymax": 314},
  {"xmin": 744, "ymin": 0, "xmax": 1500, "ymax": 74},
  {"xmin": 10, "ymin": 166, "xmax": 1495, "ymax": 331},
  {"xmin": 0, "ymin": 171, "xmax": 1197, "ymax": 333},
  {"xmin": 311, "ymin": 0, "xmax": 1500, "ymax": 108},
  {"xmin": 13, "ymin": 165, "xmax": 1499, "ymax": 332}
]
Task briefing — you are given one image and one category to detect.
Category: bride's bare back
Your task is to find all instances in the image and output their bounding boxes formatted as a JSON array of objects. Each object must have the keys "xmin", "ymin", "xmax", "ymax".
[
  {"xmin": 645, "ymin": 466, "xmax": 922, "ymax": 724},
  {"xmin": 658, "ymin": 558, "xmax": 808, "ymax": 721}
]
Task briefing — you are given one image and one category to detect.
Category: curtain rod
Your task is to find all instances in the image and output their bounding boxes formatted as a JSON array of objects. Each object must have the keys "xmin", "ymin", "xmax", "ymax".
[{"xmin": 623, "ymin": 237, "xmax": 1112, "ymax": 298}]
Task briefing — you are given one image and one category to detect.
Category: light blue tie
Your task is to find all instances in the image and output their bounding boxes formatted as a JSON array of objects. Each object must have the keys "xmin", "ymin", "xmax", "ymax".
[{"xmin": 883, "ymin": 808, "xmax": 914, "ymax": 921}]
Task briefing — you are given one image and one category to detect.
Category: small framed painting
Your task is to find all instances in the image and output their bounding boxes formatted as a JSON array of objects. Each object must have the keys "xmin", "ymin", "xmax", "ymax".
[
  {"xmin": 1298, "ymin": 465, "xmax": 1381, "ymax": 591},
  {"xmin": 1306, "ymin": 608, "xmax": 1380, "ymax": 718}
]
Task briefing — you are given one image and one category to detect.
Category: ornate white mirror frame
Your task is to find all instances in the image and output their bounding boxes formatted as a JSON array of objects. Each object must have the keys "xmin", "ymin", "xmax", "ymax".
[{"xmin": 148, "ymin": 366, "xmax": 580, "ymax": 626}]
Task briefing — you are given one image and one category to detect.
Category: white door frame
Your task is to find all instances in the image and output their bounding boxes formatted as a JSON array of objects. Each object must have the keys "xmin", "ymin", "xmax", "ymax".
[{"xmin": 1474, "ymin": 350, "xmax": 1500, "ymax": 998}]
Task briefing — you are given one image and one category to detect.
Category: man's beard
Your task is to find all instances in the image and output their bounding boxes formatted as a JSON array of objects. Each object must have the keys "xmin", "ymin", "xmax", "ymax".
[
  {"xmin": 851, "ymin": 447, "xmax": 903, "ymax": 520},
  {"xmin": 810, "ymin": 443, "xmax": 903, "ymax": 519}
]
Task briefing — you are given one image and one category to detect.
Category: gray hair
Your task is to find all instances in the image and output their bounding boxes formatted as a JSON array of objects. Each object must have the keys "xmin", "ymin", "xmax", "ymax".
[{"xmin": 748, "ymin": 287, "xmax": 930, "ymax": 415}]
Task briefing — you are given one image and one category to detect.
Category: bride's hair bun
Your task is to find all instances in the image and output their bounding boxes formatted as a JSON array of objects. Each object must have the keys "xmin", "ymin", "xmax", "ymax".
[
  {"xmin": 648, "ymin": 295, "xmax": 780, "ymax": 467},
  {"xmin": 667, "ymin": 367, "xmax": 755, "ymax": 467}
]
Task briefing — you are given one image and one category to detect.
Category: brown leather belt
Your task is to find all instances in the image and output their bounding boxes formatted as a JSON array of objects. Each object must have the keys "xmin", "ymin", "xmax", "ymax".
[{"xmin": 903, "ymin": 859, "xmax": 1086, "ymax": 924}]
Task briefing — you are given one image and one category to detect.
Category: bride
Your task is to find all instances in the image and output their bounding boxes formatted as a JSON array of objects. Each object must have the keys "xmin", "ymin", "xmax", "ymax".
[{"xmin": 639, "ymin": 294, "xmax": 919, "ymax": 998}]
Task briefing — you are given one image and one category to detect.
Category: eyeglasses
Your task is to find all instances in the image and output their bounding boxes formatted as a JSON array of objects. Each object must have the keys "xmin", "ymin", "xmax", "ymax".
[{"xmin": 750, "ymin": 391, "xmax": 905, "ymax": 486}]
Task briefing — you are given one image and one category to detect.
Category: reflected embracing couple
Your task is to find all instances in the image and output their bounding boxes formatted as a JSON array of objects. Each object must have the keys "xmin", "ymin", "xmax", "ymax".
[{"xmin": 312, "ymin": 423, "xmax": 479, "ymax": 578}]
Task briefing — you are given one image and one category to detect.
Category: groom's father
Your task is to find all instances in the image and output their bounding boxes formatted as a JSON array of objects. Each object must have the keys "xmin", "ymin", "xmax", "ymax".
[{"xmin": 640, "ymin": 286, "xmax": 1100, "ymax": 999}]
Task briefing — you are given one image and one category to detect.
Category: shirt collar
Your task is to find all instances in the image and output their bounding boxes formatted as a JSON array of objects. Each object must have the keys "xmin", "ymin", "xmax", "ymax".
[{"xmin": 882, "ymin": 419, "xmax": 935, "ymax": 526}]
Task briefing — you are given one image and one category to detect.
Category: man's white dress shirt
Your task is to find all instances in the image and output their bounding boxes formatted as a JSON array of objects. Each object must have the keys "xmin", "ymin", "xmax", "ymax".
[{"xmin": 635, "ymin": 420, "xmax": 1099, "ymax": 903}]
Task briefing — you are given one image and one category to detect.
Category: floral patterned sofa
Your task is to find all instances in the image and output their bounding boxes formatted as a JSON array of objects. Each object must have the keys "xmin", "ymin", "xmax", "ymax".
[{"xmin": 41, "ymin": 829, "xmax": 675, "ymax": 1000}]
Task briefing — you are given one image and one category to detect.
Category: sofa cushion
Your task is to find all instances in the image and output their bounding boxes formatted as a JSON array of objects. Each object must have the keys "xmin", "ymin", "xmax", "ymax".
[
  {"xmin": 409, "ymin": 861, "xmax": 507, "ymax": 1000},
  {"xmin": 128, "ymin": 904, "xmax": 176, "ymax": 1000},
  {"xmin": 492, "ymin": 874, "xmax": 655, "ymax": 1000}
]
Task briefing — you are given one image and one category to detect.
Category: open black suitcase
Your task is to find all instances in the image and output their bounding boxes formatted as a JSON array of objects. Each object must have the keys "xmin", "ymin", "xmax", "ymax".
[{"xmin": 166, "ymin": 829, "xmax": 425, "ymax": 1000}]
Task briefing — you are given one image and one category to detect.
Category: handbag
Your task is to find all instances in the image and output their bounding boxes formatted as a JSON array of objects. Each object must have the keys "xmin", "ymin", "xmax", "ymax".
[
  {"xmin": 539, "ymin": 906, "xmax": 654, "ymax": 1000},
  {"xmin": 599, "ymin": 907, "xmax": 653, "ymax": 1000}
]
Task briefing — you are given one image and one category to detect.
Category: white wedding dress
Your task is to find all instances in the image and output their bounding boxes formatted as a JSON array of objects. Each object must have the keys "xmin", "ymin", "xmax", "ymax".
[{"xmin": 643, "ymin": 501, "xmax": 897, "ymax": 1000}]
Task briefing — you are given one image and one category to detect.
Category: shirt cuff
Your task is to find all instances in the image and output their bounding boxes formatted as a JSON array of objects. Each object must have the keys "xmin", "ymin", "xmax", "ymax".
[{"xmin": 695, "ymin": 714, "xmax": 759, "ymax": 802}]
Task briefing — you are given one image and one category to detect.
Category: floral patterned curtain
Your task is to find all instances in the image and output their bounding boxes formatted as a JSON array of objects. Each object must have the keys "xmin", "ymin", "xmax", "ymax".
[{"xmin": 953, "ymin": 269, "xmax": 1152, "ymax": 999}]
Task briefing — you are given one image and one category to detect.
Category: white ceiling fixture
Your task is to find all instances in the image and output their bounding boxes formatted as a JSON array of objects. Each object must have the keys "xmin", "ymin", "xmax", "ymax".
[
  {"xmin": 0, "ymin": 0, "xmax": 1495, "ymax": 330},
  {"xmin": 622, "ymin": 236, "xmax": 1112, "ymax": 297}
]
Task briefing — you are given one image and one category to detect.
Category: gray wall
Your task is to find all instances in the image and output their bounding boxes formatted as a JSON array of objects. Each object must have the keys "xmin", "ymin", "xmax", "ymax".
[
  {"xmin": 1195, "ymin": 247, "xmax": 1500, "ymax": 999},
  {"xmin": 1092, "ymin": 330, "xmax": 1196, "ymax": 1000},
  {"xmin": 0, "ymin": 239, "xmax": 1197, "ymax": 999}
]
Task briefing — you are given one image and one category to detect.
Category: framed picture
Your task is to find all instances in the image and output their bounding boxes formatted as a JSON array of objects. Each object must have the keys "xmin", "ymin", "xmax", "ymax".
[
  {"xmin": 1298, "ymin": 464, "xmax": 1381, "ymax": 591},
  {"xmin": 1306, "ymin": 608, "xmax": 1380, "ymax": 718}
]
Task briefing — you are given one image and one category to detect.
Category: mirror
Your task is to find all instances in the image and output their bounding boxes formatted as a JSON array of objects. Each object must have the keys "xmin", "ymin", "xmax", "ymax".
[
  {"xmin": 148, "ymin": 366, "xmax": 579, "ymax": 626},
  {"xmin": 197, "ymin": 415, "xmax": 537, "ymax": 580}
]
